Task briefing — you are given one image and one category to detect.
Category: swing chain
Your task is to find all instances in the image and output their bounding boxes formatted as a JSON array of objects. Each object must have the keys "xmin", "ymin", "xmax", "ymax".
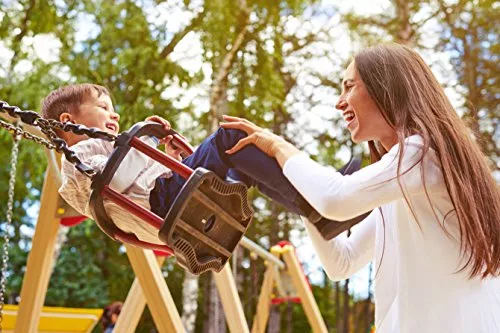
[
  {"xmin": 0, "ymin": 101, "xmax": 116, "ymax": 141},
  {"xmin": 0, "ymin": 118, "xmax": 56, "ymax": 150},
  {"xmin": 0, "ymin": 134, "xmax": 21, "ymax": 330},
  {"xmin": 0, "ymin": 100, "xmax": 118, "ymax": 178}
]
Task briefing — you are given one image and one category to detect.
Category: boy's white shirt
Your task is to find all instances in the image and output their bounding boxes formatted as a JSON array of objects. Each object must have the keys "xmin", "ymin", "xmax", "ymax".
[{"xmin": 59, "ymin": 136, "xmax": 172, "ymax": 244}]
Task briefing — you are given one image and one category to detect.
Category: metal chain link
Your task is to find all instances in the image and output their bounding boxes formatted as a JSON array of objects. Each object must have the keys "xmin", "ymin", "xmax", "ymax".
[
  {"xmin": 0, "ymin": 119, "xmax": 56, "ymax": 150},
  {"xmin": 0, "ymin": 101, "xmax": 117, "ymax": 141},
  {"xmin": 0, "ymin": 134, "xmax": 20, "ymax": 331},
  {"xmin": 0, "ymin": 100, "xmax": 118, "ymax": 178}
]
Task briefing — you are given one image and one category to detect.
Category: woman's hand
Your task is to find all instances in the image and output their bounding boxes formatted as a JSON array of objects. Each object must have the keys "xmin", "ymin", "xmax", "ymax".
[
  {"xmin": 220, "ymin": 115, "xmax": 301, "ymax": 167},
  {"xmin": 220, "ymin": 115, "xmax": 282, "ymax": 156},
  {"xmin": 145, "ymin": 115, "xmax": 183, "ymax": 161}
]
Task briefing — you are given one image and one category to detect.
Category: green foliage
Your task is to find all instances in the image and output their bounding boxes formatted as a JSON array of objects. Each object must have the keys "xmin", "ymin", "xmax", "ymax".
[
  {"xmin": 0, "ymin": 0, "xmax": 496, "ymax": 332},
  {"xmin": 437, "ymin": 0, "xmax": 499, "ymax": 162}
]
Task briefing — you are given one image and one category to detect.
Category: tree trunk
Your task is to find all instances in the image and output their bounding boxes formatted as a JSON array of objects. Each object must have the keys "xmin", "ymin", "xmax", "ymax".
[
  {"xmin": 365, "ymin": 263, "xmax": 373, "ymax": 333},
  {"xmin": 335, "ymin": 281, "xmax": 341, "ymax": 333},
  {"xmin": 267, "ymin": 203, "xmax": 282, "ymax": 332},
  {"xmin": 393, "ymin": 0, "xmax": 414, "ymax": 46},
  {"xmin": 181, "ymin": 271, "xmax": 200, "ymax": 333},
  {"xmin": 285, "ymin": 301, "xmax": 293, "ymax": 333},
  {"xmin": 203, "ymin": 275, "xmax": 226, "ymax": 333},
  {"xmin": 343, "ymin": 279, "xmax": 350, "ymax": 333},
  {"xmin": 267, "ymin": 304, "xmax": 281, "ymax": 333},
  {"xmin": 52, "ymin": 228, "xmax": 69, "ymax": 266},
  {"xmin": 208, "ymin": 0, "xmax": 250, "ymax": 130}
]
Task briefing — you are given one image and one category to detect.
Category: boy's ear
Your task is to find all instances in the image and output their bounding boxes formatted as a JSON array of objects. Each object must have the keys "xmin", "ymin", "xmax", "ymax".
[{"xmin": 59, "ymin": 112, "xmax": 74, "ymax": 123}]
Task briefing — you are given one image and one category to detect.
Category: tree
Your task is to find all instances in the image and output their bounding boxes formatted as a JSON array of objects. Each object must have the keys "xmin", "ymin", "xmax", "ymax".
[
  {"xmin": 436, "ymin": 0, "xmax": 499, "ymax": 167},
  {"xmin": 0, "ymin": 0, "xmax": 75, "ymax": 303}
]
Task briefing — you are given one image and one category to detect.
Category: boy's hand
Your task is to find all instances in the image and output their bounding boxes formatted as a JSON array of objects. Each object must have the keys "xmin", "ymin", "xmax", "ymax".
[
  {"xmin": 145, "ymin": 115, "xmax": 182, "ymax": 161},
  {"xmin": 146, "ymin": 115, "xmax": 171, "ymax": 132},
  {"xmin": 162, "ymin": 135, "xmax": 183, "ymax": 161}
]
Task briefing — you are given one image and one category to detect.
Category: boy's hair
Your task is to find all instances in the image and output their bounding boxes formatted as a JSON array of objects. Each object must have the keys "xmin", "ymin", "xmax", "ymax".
[{"xmin": 41, "ymin": 83, "xmax": 110, "ymax": 121}]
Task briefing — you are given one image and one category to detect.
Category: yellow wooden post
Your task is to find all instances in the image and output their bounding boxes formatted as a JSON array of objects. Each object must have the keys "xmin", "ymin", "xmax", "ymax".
[
  {"xmin": 125, "ymin": 245, "xmax": 185, "ymax": 333},
  {"xmin": 114, "ymin": 256, "xmax": 166, "ymax": 333},
  {"xmin": 14, "ymin": 167, "xmax": 61, "ymax": 333},
  {"xmin": 280, "ymin": 245, "xmax": 328, "ymax": 333},
  {"xmin": 250, "ymin": 264, "xmax": 276, "ymax": 333},
  {"xmin": 213, "ymin": 264, "xmax": 249, "ymax": 333}
]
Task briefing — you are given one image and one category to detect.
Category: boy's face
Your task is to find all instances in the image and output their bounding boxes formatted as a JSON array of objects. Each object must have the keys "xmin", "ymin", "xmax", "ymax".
[
  {"xmin": 60, "ymin": 89, "xmax": 120, "ymax": 145},
  {"xmin": 74, "ymin": 90, "xmax": 119, "ymax": 133}
]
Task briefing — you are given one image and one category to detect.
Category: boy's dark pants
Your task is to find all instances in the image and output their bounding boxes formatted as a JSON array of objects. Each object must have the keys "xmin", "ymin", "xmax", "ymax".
[
  {"xmin": 150, "ymin": 128, "xmax": 306, "ymax": 216},
  {"xmin": 149, "ymin": 128, "xmax": 367, "ymax": 239}
]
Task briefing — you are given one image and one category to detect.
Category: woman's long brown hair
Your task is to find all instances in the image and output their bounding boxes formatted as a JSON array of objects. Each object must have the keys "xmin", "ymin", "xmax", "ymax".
[{"xmin": 354, "ymin": 43, "xmax": 500, "ymax": 278}]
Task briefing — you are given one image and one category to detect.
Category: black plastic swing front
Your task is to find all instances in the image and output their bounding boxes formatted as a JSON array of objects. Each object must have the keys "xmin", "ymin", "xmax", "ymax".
[
  {"xmin": 159, "ymin": 167, "xmax": 253, "ymax": 274},
  {"xmin": 90, "ymin": 121, "xmax": 254, "ymax": 275}
]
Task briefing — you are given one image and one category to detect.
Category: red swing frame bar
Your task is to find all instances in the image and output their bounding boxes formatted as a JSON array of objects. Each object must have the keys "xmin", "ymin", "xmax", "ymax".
[{"xmin": 93, "ymin": 127, "xmax": 196, "ymax": 255}]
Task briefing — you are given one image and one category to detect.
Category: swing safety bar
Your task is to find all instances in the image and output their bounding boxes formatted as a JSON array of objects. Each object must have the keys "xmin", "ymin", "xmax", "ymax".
[
  {"xmin": 128, "ymin": 135, "xmax": 194, "ymax": 179},
  {"xmin": 90, "ymin": 121, "xmax": 196, "ymax": 254}
]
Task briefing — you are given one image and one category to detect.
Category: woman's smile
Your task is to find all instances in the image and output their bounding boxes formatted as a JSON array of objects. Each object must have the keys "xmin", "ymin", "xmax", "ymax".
[{"xmin": 343, "ymin": 110, "xmax": 357, "ymax": 130}]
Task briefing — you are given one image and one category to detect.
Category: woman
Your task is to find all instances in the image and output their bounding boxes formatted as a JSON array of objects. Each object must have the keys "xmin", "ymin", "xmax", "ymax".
[{"xmin": 221, "ymin": 43, "xmax": 500, "ymax": 332}]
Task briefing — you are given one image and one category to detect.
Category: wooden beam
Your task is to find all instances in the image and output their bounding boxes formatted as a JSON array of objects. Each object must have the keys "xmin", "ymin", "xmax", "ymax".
[
  {"xmin": 114, "ymin": 256, "xmax": 166, "ymax": 333},
  {"xmin": 14, "ymin": 167, "xmax": 61, "ymax": 333},
  {"xmin": 281, "ymin": 245, "xmax": 328, "ymax": 333},
  {"xmin": 213, "ymin": 264, "xmax": 249, "ymax": 333},
  {"xmin": 125, "ymin": 245, "xmax": 185, "ymax": 333},
  {"xmin": 251, "ymin": 265, "xmax": 276, "ymax": 333}
]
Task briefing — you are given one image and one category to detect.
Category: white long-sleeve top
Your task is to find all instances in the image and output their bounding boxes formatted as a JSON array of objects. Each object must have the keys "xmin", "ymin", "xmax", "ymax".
[
  {"xmin": 283, "ymin": 135, "xmax": 500, "ymax": 333},
  {"xmin": 59, "ymin": 137, "xmax": 172, "ymax": 245}
]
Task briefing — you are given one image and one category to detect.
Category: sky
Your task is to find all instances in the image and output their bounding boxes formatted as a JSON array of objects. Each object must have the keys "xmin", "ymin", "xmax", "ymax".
[{"xmin": 1, "ymin": 0, "xmax": 472, "ymax": 298}]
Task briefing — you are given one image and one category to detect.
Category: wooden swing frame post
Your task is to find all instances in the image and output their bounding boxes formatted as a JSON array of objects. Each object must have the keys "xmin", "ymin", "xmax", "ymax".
[
  {"xmin": 123, "ymin": 246, "xmax": 185, "ymax": 333},
  {"xmin": 213, "ymin": 264, "xmax": 249, "ymax": 333},
  {"xmin": 14, "ymin": 165, "xmax": 62, "ymax": 333},
  {"xmin": 250, "ymin": 243, "xmax": 328, "ymax": 333},
  {"xmin": 112, "ymin": 255, "xmax": 167, "ymax": 332},
  {"xmin": 115, "ymin": 262, "xmax": 249, "ymax": 333}
]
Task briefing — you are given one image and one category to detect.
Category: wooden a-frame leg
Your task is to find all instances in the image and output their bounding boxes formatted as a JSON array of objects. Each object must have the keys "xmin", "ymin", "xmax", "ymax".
[
  {"xmin": 113, "ymin": 256, "xmax": 166, "ymax": 333},
  {"xmin": 125, "ymin": 245, "xmax": 185, "ymax": 333},
  {"xmin": 14, "ymin": 167, "xmax": 61, "ymax": 333},
  {"xmin": 213, "ymin": 263, "xmax": 249, "ymax": 333},
  {"xmin": 251, "ymin": 264, "xmax": 276, "ymax": 333},
  {"xmin": 281, "ymin": 245, "xmax": 328, "ymax": 333}
]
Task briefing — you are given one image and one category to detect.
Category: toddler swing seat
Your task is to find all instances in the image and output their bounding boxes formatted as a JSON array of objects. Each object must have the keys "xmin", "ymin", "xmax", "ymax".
[{"xmin": 90, "ymin": 122, "xmax": 254, "ymax": 275}]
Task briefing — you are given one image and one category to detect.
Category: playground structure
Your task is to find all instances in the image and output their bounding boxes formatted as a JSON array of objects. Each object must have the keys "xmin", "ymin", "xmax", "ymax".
[
  {"xmin": 2, "ymin": 305, "xmax": 102, "ymax": 333},
  {"xmin": 0, "ymin": 111, "xmax": 329, "ymax": 332}
]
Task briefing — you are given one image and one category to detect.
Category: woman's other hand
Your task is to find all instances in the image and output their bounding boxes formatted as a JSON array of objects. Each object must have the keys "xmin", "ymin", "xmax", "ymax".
[{"xmin": 220, "ymin": 115, "xmax": 301, "ymax": 167}]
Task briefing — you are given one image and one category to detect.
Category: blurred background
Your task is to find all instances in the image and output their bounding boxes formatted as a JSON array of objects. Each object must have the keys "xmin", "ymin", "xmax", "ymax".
[{"xmin": 0, "ymin": 0, "xmax": 498, "ymax": 332}]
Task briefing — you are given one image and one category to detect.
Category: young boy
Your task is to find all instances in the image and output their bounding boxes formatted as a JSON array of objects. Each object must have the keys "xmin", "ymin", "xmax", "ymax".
[{"xmin": 43, "ymin": 83, "xmax": 363, "ymax": 245}]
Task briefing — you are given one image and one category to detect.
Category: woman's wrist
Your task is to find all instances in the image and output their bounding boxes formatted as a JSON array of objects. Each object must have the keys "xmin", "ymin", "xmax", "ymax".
[{"xmin": 273, "ymin": 139, "xmax": 302, "ymax": 168}]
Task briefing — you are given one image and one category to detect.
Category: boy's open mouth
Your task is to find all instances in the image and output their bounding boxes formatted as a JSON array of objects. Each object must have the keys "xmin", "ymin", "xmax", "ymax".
[{"xmin": 106, "ymin": 123, "xmax": 117, "ymax": 132}]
